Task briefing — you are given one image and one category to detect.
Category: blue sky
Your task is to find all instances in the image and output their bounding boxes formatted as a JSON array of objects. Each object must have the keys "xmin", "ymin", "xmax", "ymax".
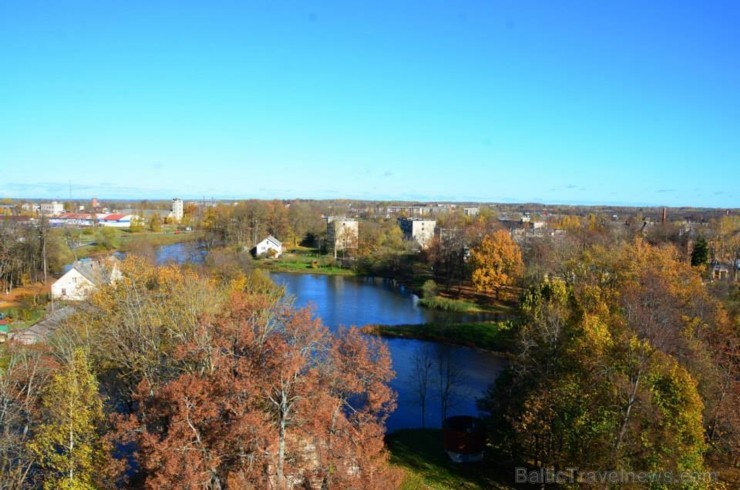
[{"xmin": 1, "ymin": 1, "xmax": 738, "ymax": 207}]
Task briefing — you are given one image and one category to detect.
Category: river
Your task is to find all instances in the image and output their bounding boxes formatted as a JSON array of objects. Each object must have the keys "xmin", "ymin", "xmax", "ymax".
[
  {"xmin": 155, "ymin": 244, "xmax": 507, "ymax": 432},
  {"xmin": 270, "ymin": 273, "xmax": 507, "ymax": 433}
]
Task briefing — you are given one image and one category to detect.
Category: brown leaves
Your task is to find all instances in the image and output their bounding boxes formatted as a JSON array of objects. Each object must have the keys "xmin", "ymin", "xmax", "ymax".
[{"xmin": 116, "ymin": 292, "xmax": 398, "ymax": 489}]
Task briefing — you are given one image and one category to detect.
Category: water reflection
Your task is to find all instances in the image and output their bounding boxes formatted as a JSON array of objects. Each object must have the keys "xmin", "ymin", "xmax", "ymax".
[
  {"xmin": 155, "ymin": 242, "xmax": 206, "ymax": 265},
  {"xmin": 270, "ymin": 273, "xmax": 506, "ymax": 432}
]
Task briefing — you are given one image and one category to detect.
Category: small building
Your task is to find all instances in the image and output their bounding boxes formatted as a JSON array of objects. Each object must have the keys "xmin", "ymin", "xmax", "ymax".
[
  {"xmin": 99, "ymin": 213, "xmax": 136, "ymax": 228},
  {"xmin": 398, "ymin": 217, "xmax": 436, "ymax": 249},
  {"xmin": 51, "ymin": 257, "xmax": 122, "ymax": 301},
  {"xmin": 254, "ymin": 235, "xmax": 283, "ymax": 258},
  {"xmin": 327, "ymin": 217, "xmax": 359, "ymax": 257}
]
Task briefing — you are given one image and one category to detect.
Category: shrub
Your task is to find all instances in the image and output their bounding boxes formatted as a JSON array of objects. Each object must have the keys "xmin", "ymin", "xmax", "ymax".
[{"xmin": 421, "ymin": 280, "xmax": 438, "ymax": 299}]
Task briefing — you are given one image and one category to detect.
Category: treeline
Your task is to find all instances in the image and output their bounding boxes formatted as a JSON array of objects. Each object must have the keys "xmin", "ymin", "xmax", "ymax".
[
  {"xmin": 0, "ymin": 218, "xmax": 73, "ymax": 294},
  {"xmin": 0, "ymin": 255, "xmax": 401, "ymax": 489},
  {"xmin": 200, "ymin": 200, "xmax": 328, "ymax": 250}
]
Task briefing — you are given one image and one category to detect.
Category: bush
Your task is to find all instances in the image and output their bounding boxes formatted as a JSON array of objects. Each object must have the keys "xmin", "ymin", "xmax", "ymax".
[
  {"xmin": 417, "ymin": 296, "xmax": 473, "ymax": 312},
  {"xmin": 421, "ymin": 280, "xmax": 438, "ymax": 299}
]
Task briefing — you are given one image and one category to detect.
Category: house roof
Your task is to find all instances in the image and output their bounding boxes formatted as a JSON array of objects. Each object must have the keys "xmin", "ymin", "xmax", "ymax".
[
  {"xmin": 69, "ymin": 257, "xmax": 119, "ymax": 287},
  {"xmin": 261, "ymin": 235, "xmax": 282, "ymax": 247},
  {"xmin": 101, "ymin": 213, "xmax": 128, "ymax": 221},
  {"xmin": 9, "ymin": 307, "xmax": 74, "ymax": 344}
]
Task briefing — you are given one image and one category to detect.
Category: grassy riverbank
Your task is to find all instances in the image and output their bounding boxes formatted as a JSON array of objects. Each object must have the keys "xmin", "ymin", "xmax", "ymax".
[
  {"xmin": 362, "ymin": 321, "xmax": 516, "ymax": 353},
  {"xmin": 72, "ymin": 228, "xmax": 201, "ymax": 258},
  {"xmin": 255, "ymin": 247, "xmax": 356, "ymax": 276},
  {"xmin": 416, "ymin": 296, "xmax": 511, "ymax": 314},
  {"xmin": 388, "ymin": 429, "xmax": 511, "ymax": 489}
]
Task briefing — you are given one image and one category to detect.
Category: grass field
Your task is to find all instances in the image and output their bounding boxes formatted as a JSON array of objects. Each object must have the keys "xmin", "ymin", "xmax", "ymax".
[
  {"xmin": 0, "ymin": 305, "xmax": 46, "ymax": 331},
  {"xmin": 256, "ymin": 247, "xmax": 356, "ymax": 276},
  {"xmin": 417, "ymin": 296, "xmax": 512, "ymax": 314},
  {"xmin": 362, "ymin": 321, "xmax": 516, "ymax": 353}
]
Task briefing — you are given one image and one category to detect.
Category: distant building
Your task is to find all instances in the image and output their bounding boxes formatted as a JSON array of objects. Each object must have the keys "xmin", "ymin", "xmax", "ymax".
[
  {"xmin": 254, "ymin": 235, "xmax": 283, "ymax": 258},
  {"xmin": 99, "ymin": 213, "xmax": 136, "ymax": 228},
  {"xmin": 463, "ymin": 207, "xmax": 480, "ymax": 217},
  {"xmin": 172, "ymin": 198, "xmax": 184, "ymax": 222},
  {"xmin": 327, "ymin": 217, "xmax": 358, "ymax": 256},
  {"xmin": 39, "ymin": 201, "xmax": 64, "ymax": 216},
  {"xmin": 51, "ymin": 257, "xmax": 122, "ymax": 301},
  {"xmin": 398, "ymin": 217, "xmax": 436, "ymax": 249},
  {"xmin": 50, "ymin": 212, "xmax": 98, "ymax": 227}
]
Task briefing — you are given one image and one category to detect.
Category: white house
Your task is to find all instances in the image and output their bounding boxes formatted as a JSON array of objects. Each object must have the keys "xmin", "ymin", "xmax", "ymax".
[
  {"xmin": 254, "ymin": 235, "xmax": 282, "ymax": 258},
  {"xmin": 51, "ymin": 257, "xmax": 122, "ymax": 301}
]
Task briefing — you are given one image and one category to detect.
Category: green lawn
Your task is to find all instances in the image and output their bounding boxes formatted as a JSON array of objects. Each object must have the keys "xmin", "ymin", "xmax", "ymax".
[
  {"xmin": 417, "ymin": 296, "xmax": 511, "ymax": 314},
  {"xmin": 255, "ymin": 248, "xmax": 356, "ymax": 276},
  {"xmin": 362, "ymin": 321, "xmax": 516, "ymax": 353},
  {"xmin": 118, "ymin": 229, "xmax": 201, "ymax": 248},
  {"xmin": 0, "ymin": 306, "xmax": 45, "ymax": 331},
  {"xmin": 388, "ymin": 429, "xmax": 511, "ymax": 489}
]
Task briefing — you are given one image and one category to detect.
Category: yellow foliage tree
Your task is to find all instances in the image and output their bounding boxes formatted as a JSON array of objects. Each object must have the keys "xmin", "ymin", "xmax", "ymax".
[
  {"xmin": 471, "ymin": 230, "xmax": 523, "ymax": 299},
  {"xmin": 29, "ymin": 349, "xmax": 107, "ymax": 490}
]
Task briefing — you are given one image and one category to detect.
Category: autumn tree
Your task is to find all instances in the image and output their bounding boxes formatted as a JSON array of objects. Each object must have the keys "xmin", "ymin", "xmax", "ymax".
[
  {"xmin": 481, "ymin": 269, "xmax": 709, "ymax": 478},
  {"xmin": 112, "ymin": 294, "xmax": 399, "ymax": 489},
  {"xmin": 0, "ymin": 347, "xmax": 53, "ymax": 490},
  {"xmin": 148, "ymin": 214, "xmax": 162, "ymax": 232},
  {"xmin": 470, "ymin": 230, "xmax": 523, "ymax": 299},
  {"xmin": 479, "ymin": 238, "xmax": 737, "ymax": 482},
  {"xmin": 54, "ymin": 256, "xmax": 227, "ymax": 409},
  {"xmin": 29, "ymin": 348, "xmax": 108, "ymax": 490}
]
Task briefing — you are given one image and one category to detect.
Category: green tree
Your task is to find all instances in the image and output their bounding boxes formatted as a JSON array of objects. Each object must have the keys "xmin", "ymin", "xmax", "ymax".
[
  {"xmin": 691, "ymin": 236, "xmax": 709, "ymax": 267},
  {"xmin": 29, "ymin": 349, "xmax": 108, "ymax": 490},
  {"xmin": 148, "ymin": 214, "xmax": 162, "ymax": 232},
  {"xmin": 95, "ymin": 227, "xmax": 119, "ymax": 250}
]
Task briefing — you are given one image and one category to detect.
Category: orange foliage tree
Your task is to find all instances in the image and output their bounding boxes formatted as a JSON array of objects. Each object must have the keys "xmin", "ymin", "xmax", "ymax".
[{"xmin": 115, "ymin": 293, "xmax": 399, "ymax": 489}]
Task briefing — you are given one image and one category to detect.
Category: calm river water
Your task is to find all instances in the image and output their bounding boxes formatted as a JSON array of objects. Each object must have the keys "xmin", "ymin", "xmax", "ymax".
[{"xmin": 270, "ymin": 273, "xmax": 507, "ymax": 432}]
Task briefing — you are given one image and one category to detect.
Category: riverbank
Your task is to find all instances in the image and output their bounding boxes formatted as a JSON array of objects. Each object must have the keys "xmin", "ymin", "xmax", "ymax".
[
  {"xmin": 72, "ymin": 228, "xmax": 201, "ymax": 259},
  {"xmin": 361, "ymin": 320, "xmax": 516, "ymax": 353},
  {"xmin": 255, "ymin": 248, "xmax": 356, "ymax": 276},
  {"xmin": 388, "ymin": 429, "xmax": 512, "ymax": 489},
  {"xmin": 417, "ymin": 295, "xmax": 512, "ymax": 314}
]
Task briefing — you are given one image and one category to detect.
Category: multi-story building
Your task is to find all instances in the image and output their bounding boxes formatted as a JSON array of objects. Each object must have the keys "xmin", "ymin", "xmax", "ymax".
[
  {"xmin": 171, "ymin": 198, "xmax": 184, "ymax": 222},
  {"xmin": 398, "ymin": 217, "xmax": 436, "ymax": 249},
  {"xmin": 326, "ymin": 217, "xmax": 358, "ymax": 257},
  {"xmin": 39, "ymin": 201, "xmax": 64, "ymax": 216}
]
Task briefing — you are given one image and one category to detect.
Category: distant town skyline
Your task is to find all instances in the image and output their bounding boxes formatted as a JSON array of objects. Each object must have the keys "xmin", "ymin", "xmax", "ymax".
[{"xmin": 2, "ymin": 1, "xmax": 738, "ymax": 208}]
